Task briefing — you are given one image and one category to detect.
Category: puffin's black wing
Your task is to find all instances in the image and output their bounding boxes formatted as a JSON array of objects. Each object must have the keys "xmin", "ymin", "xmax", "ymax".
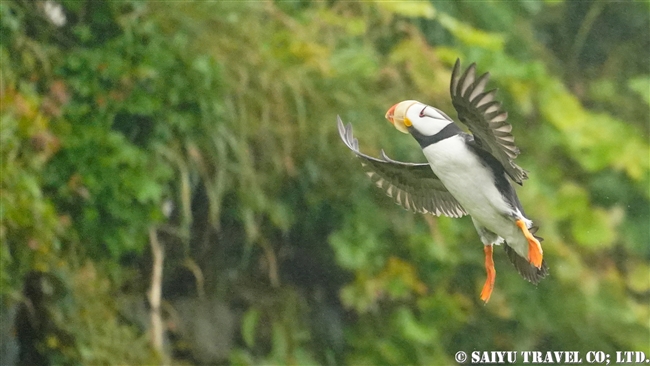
[
  {"xmin": 450, "ymin": 59, "xmax": 528, "ymax": 184},
  {"xmin": 338, "ymin": 116, "xmax": 467, "ymax": 218}
]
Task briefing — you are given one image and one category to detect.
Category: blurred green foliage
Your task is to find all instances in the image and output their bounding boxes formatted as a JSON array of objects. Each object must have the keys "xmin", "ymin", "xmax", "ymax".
[{"xmin": 1, "ymin": 0, "xmax": 648, "ymax": 365}]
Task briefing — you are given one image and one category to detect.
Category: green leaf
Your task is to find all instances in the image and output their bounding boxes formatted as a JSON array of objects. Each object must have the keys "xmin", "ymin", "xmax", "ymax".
[
  {"xmin": 437, "ymin": 13, "xmax": 505, "ymax": 50},
  {"xmin": 572, "ymin": 208, "xmax": 617, "ymax": 248},
  {"xmin": 628, "ymin": 76, "xmax": 650, "ymax": 107},
  {"xmin": 271, "ymin": 322, "xmax": 289, "ymax": 361},
  {"xmin": 241, "ymin": 308, "xmax": 260, "ymax": 348},
  {"xmin": 376, "ymin": 2, "xmax": 435, "ymax": 19},
  {"xmin": 394, "ymin": 306, "xmax": 436, "ymax": 343}
]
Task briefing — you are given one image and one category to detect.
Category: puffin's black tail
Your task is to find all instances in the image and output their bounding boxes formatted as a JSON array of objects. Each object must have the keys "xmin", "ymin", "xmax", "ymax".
[{"xmin": 503, "ymin": 227, "xmax": 549, "ymax": 285}]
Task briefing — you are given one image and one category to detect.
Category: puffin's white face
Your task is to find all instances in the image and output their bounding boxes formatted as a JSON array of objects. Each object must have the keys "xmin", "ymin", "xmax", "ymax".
[{"xmin": 385, "ymin": 100, "xmax": 453, "ymax": 136}]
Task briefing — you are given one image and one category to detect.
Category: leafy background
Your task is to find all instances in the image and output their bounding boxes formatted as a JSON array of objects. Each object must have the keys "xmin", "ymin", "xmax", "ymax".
[{"xmin": 1, "ymin": 1, "xmax": 648, "ymax": 365}]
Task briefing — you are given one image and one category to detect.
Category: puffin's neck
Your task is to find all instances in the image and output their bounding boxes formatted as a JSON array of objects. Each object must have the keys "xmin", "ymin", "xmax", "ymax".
[{"xmin": 408, "ymin": 123, "xmax": 463, "ymax": 149}]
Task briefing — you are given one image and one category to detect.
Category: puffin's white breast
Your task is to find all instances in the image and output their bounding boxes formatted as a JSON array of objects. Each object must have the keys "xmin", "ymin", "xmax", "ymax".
[{"xmin": 422, "ymin": 135, "xmax": 526, "ymax": 251}]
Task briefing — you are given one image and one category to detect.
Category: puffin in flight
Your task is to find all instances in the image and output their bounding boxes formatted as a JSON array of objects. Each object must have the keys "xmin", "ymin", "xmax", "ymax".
[{"xmin": 338, "ymin": 59, "xmax": 548, "ymax": 302}]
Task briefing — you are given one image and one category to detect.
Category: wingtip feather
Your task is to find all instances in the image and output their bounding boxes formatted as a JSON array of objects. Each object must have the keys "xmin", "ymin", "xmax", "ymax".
[
  {"xmin": 461, "ymin": 63, "xmax": 477, "ymax": 97},
  {"xmin": 469, "ymin": 72, "xmax": 490, "ymax": 100},
  {"xmin": 451, "ymin": 58, "xmax": 462, "ymax": 94}
]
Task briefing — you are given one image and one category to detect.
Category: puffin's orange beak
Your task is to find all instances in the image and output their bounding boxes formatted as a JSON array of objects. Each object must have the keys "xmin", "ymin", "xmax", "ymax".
[
  {"xmin": 385, "ymin": 103, "xmax": 397, "ymax": 125},
  {"xmin": 385, "ymin": 100, "xmax": 416, "ymax": 134}
]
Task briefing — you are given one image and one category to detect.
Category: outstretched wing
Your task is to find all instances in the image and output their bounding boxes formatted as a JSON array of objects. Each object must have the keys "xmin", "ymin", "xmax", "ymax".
[
  {"xmin": 450, "ymin": 59, "xmax": 528, "ymax": 184},
  {"xmin": 337, "ymin": 116, "xmax": 467, "ymax": 218}
]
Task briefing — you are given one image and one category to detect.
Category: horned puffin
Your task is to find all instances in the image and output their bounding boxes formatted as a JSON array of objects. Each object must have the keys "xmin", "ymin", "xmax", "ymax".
[{"xmin": 337, "ymin": 59, "xmax": 548, "ymax": 302}]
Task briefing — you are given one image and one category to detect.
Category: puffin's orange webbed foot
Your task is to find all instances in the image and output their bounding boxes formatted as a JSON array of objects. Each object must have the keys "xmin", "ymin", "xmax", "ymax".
[
  {"xmin": 516, "ymin": 219, "xmax": 543, "ymax": 269},
  {"xmin": 480, "ymin": 245, "xmax": 495, "ymax": 303}
]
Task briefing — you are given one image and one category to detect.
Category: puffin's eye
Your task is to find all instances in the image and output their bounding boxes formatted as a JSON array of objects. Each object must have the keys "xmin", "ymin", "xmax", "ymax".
[{"xmin": 419, "ymin": 106, "xmax": 427, "ymax": 117}]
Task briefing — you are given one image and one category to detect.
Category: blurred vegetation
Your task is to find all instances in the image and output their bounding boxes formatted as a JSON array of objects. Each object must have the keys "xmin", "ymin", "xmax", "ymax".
[{"xmin": 1, "ymin": 0, "xmax": 648, "ymax": 365}]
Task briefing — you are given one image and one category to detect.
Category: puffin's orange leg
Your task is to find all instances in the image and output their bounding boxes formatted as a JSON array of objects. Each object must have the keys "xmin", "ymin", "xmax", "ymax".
[
  {"xmin": 480, "ymin": 245, "xmax": 495, "ymax": 303},
  {"xmin": 515, "ymin": 219, "xmax": 543, "ymax": 269}
]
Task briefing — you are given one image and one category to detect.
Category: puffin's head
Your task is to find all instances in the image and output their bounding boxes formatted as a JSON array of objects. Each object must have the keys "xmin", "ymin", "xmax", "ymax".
[{"xmin": 385, "ymin": 100, "xmax": 453, "ymax": 136}]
